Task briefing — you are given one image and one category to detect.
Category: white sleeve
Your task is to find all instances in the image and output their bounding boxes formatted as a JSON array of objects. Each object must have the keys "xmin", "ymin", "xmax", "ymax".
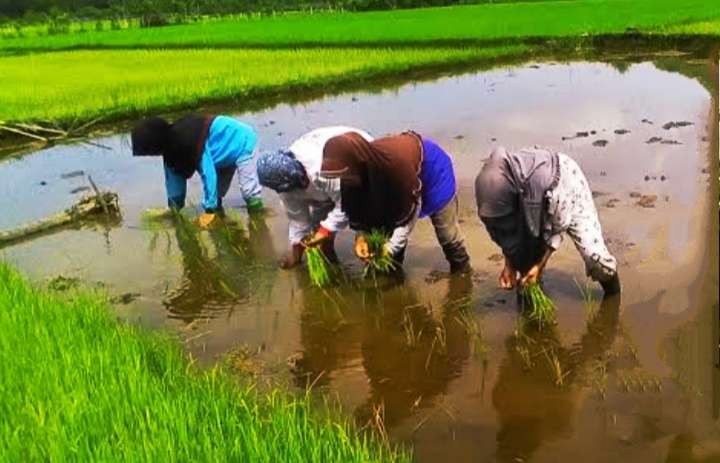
[
  {"xmin": 318, "ymin": 178, "xmax": 347, "ymax": 233},
  {"xmin": 387, "ymin": 210, "xmax": 419, "ymax": 254},
  {"xmin": 281, "ymin": 192, "xmax": 312, "ymax": 245}
]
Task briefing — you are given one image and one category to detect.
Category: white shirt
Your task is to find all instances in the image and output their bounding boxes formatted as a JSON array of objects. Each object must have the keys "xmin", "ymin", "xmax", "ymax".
[{"xmin": 281, "ymin": 126, "xmax": 373, "ymax": 244}]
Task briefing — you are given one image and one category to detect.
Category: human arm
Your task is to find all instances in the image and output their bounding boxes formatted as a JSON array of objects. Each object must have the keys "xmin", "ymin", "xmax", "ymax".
[
  {"xmin": 386, "ymin": 212, "xmax": 419, "ymax": 256},
  {"xmin": 279, "ymin": 192, "xmax": 312, "ymax": 268},
  {"xmin": 520, "ymin": 245, "xmax": 554, "ymax": 287},
  {"xmin": 164, "ymin": 164, "xmax": 187, "ymax": 210},
  {"xmin": 499, "ymin": 255, "xmax": 518, "ymax": 289},
  {"xmin": 198, "ymin": 151, "xmax": 220, "ymax": 213}
]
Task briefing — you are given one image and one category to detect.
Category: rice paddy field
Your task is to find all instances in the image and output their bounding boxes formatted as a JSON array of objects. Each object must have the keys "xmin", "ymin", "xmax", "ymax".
[
  {"xmin": 0, "ymin": 45, "xmax": 527, "ymax": 125},
  {"xmin": 0, "ymin": 0, "xmax": 718, "ymax": 51},
  {"xmin": 0, "ymin": 0, "xmax": 718, "ymax": 461},
  {"xmin": 0, "ymin": 262, "xmax": 409, "ymax": 461}
]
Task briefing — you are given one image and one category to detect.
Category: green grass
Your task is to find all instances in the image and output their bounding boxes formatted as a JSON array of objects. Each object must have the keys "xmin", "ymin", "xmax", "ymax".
[
  {"xmin": 521, "ymin": 282, "xmax": 556, "ymax": 329},
  {"xmin": 0, "ymin": 0, "xmax": 718, "ymax": 51},
  {"xmin": 363, "ymin": 229, "xmax": 396, "ymax": 277},
  {"xmin": 306, "ymin": 246, "xmax": 332, "ymax": 288},
  {"xmin": 0, "ymin": 262, "xmax": 409, "ymax": 461},
  {"xmin": 0, "ymin": 45, "xmax": 527, "ymax": 125}
]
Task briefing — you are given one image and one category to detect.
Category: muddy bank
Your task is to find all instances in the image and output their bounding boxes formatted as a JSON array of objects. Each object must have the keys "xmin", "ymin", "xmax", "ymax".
[{"xmin": 0, "ymin": 57, "xmax": 717, "ymax": 462}]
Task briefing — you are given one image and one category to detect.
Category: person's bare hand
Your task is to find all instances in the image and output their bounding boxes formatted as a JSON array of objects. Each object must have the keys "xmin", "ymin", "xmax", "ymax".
[
  {"xmin": 499, "ymin": 264, "xmax": 517, "ymax": 289},
  {"xmin": 520, "ymin": 264, "xmax": 543, "ymax": 287},
  {"xmin": 279, "ymin": 244, "xmax": 304, "ymax": 269}
]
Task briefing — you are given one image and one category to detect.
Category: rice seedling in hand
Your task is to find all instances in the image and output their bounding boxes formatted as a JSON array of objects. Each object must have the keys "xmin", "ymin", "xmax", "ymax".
[
  {"xmin": 363, "ymin": 229, "xmax": 396, "ymax": 277},
  {"xmin": 521, "ymin": 282, "xmax": 556, "ymax": 328},
  {"xmin": 305, "ymin": 246, "xmax": 332, "ymax": 288}
]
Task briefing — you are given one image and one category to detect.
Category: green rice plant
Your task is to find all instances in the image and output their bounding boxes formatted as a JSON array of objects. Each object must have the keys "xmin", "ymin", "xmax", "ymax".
[
  {"xmin": 0, "ymin": 46, "xmax": 527, "ymax": 127},
  {"xmin": 521, "ymin": 282, "xmax": 556, "ymax": 329},
  {"xmin": 1, "ymin": 0, "xmax": 717, "ymax": 52},
  {"xmin": 542, "ymin": 347, "xmax": 570, "ymax": 387},
  {"xmin": 363, "ymin": 229, "xmax": 396, "ymax": 277},
  {"xmin": 574, "ymin": 277, "xmax": 599, "ymax": 322},
  {"xmin": 305, "ymin": 246, "xmax": 332, "ymax": 288},
  {"xmin": 0, "ymin": 262, "xmax": 409, "ymax": 462}
]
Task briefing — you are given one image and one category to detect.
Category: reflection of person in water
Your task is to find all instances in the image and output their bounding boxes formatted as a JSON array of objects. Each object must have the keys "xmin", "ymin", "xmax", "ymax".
[
  {"xmin": 475, "ymin": 146, "xmax": 620, "ymax": 295},
  {"xmin": 356, "ymin": 275, "xmax": 473, "ymax": 428},
  {"xmin": 492, "ymin": 294, "xmax": 621, "ymax": 462},
  {"xmin": 163, "ymin": 213, "xmax": 276, "ymax": 322},
  {"xmin": 292, "ymin": 274, "xmax": 473, "ymax": 429}
]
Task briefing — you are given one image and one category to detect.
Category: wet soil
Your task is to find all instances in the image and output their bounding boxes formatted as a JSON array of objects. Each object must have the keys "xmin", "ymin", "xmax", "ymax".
[{"xmin": 0, "ymin": 57, "xmax": 717, "ymax": 462}]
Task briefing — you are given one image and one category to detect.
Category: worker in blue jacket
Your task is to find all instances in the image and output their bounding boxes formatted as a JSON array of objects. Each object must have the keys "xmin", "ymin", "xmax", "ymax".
[{"xmin": 131, "ymin": 114, "xmax": 264, "ymax": 227}]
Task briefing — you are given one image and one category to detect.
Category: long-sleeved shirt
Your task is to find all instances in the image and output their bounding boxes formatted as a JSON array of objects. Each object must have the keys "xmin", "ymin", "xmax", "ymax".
[
  {"xmin": 164, "ymin": 116, "xmax": 259, "ymax": 211},
  {"xmin": 386, "ymin": 136, "xmax": 456, "ymax": 253},
  {"xmin": 281, "ymin": 126, "xmax": 373, "ymax": 244}
]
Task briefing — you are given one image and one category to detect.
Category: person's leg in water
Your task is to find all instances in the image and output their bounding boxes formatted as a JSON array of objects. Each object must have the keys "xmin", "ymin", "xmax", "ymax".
[
  {"xmin": 560, "ymin": 159, "xmax": 620, "ymax": 295},
  {"xmin": 429, "ymin": 196, "xmax": 471, "ymax": 274},
  {"xmin": 236, "ymin": 155, "xmax": 264, "ymax": 213}
]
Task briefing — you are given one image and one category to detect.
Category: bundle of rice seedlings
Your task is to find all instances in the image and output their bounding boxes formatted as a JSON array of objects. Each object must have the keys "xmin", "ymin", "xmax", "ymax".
[
  {"xmin": 363, "ymin": 229, "xmax": 396, "ymax": 277},
  {"xmin": 305, "ymin": 246, "xmax": 332, "ymax": 287},
  {"xmin": 521, "ymin": 282, "xmax": 556, "ymax": 328}
]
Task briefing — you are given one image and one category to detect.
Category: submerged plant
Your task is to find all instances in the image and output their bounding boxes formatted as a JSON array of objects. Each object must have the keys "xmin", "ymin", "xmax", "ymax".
[
  {"xmin": 363, "ymin": 229, "xmax": 396, "ymax": 277},
  {"xmin": 521, "ymin": 282, "xmax": 556, "ymax": 328},
  {"xmin": 305, "ymin": 246, "xmax": 332, "ymax": 288}
]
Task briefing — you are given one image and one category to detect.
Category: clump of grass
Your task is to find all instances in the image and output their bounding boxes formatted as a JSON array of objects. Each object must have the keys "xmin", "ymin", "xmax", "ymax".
[
  {"xmin": 305, "ymin": 246, "xmax": 332, "ymax": 288},
  {"xmin": 521, "ymin": 282, "xmax": 556, "ymax": 328},
  {"xmin": 0, "ymin": 262, "xmax": 409, "ymax": 462},
  {"xmin": 363, "ymin": 229, "xmax": 396, "ymax": 277}
]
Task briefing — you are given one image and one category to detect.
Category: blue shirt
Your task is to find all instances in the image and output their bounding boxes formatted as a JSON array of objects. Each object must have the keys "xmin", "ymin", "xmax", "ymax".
[
  {"xmin": 419, "ymin": 137, "xmax": 456, "ymax": 217},
  {"xmin": 165, "ymin": 116, "xmax": 258, "ymax": 211}
]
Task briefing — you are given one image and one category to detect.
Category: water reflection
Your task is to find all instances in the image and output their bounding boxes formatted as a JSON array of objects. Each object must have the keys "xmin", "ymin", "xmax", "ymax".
[
  {"xmin": 163, "ymin": 214, "xmax": 277, "ymax": 322},
  {"xmin": 493, "ymin": 295, "xmax": 621, "ymax": 462},
  {"xmin": 292, "ymin": 274, "xmax": 475, "ymax": 431}
]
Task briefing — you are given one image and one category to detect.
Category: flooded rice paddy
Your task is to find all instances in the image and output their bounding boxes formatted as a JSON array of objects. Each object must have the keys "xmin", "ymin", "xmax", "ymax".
[{"xmin": 1, "ymin": 55, "xmax": 718, "ymax": 462}]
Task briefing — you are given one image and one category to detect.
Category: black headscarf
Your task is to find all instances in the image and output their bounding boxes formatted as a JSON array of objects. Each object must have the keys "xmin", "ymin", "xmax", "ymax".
[{"xmin": 131, "ymin": 114, "xmax": 215, "ymax": 179}]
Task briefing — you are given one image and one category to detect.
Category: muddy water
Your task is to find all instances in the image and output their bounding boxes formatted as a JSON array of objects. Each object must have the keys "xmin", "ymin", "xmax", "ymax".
[{"xmin": 1, "ymin": 57, "xmax": 718, "ymax": 462}]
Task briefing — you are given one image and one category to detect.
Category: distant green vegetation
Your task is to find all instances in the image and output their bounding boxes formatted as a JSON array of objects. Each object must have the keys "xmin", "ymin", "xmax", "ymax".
[
  {"xmin": 0, "ymin": 0, "xmax": 718, "ymax": 52},
  {"xmin": 0, "ymin": 45, "xmax": 528, "ymax": 125},
  {"xmin": 0, "ymin": 262, "xmax": 408, "ymax": 461}
]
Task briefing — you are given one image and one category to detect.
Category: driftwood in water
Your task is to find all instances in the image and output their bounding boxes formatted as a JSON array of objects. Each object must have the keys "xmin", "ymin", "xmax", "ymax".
[
  {"xmin": 0, "ymin": 118, "xmax": 110, "ymax": 155},
  {"xmin": 0, "ymin": 191, "xmax": 120, "ymax": 246}
]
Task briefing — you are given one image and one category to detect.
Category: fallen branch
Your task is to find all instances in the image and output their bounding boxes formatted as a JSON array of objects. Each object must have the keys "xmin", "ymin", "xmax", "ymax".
[
  {"xmin": 0, "ymin": 191, "xmax": 120, "ymax": 246},
  {"xmin": 0, "ymin": 124, "xmax": 49, "ymax": 143}
]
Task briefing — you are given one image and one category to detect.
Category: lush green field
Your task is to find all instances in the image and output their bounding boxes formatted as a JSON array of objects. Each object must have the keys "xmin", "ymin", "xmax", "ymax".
[
  {"xmin": 0, "ymin": 45, "xmax": 527, "ymax": 125},
  {"xmin": 0, "ymin": 0, "xmax": 718, "ymax": 52},
  {"xmin": 0, "ymin": 263, "xmax": 408, "ymax": 461}
]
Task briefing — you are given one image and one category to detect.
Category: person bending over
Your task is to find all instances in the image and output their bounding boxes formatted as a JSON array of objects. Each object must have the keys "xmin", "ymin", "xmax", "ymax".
[
  {"xmin": 131, "ymin": 114, "xmax": 263, "ymax": 227},
  {"xmin": 319, "ymin": 131, "xmax": 471, "ymax": 274},
  {"xmin": 474, "ymin": 146, "xmax": 620, "ymax": 295},
  {"xmin": 256, "ymin": 126, "xmax": 373, "ymax": 268}
]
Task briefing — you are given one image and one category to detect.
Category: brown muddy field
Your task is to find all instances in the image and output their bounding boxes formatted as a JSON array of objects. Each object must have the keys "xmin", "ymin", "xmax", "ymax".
[{"xmin": 0, "ymin": 55, "xmax": 718, "ymax": 462}]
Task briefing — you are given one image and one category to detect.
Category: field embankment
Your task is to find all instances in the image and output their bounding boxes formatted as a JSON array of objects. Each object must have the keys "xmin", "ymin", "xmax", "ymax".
[{"xmin": 0, "ymin": 263, "xmax": 409, "ymax": 461}]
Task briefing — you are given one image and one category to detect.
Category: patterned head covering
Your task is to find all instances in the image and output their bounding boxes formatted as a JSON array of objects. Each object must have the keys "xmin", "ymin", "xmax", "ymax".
[{"xmin": 257, "ymin": 150, "xmax": 309, "ymax": 193}]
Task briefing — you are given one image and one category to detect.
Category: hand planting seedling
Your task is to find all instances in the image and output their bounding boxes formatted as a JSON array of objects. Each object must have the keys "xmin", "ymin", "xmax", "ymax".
[
  {"xmin": 521, "ymin": 282, "xmax": 556, "ymax": 328},
  {"xmin": 361, "ymin": 229, "xmax": 396, "ymax": 277}
]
